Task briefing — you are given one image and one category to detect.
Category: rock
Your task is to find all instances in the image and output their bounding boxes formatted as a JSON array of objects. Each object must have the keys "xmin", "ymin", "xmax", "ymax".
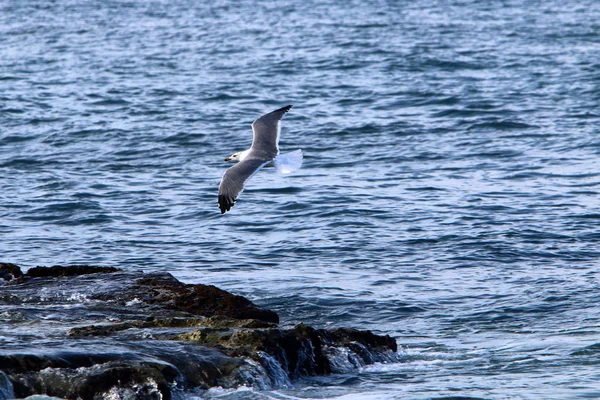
[
  {"xmin": 0, "ymin": 344, "xmax": 245, "ymax": 399},
  {"xmin": 175, "ymin": 323, "xmax": 399, "ymax": 379},
  {"xmin": 327, "ymin": 327, "xmax": 398, "ymax": 353},
  {"xmin": 0, "ymin": 371, "xmax": 14, "ymax": 400},
  {"xmin": 130, "ymin": 274, "xmax": 279, "ymax": 323},
  {"xmin": 0, "ymin": 263, "xmax": 22, "ymax": 282},
  {"xmin": 67, "ymin": 316, "xmax": 277, "ymax": 338},
  {"xmin": 25, "ymin": 265, "xmax": 121, "ymax": 278},
  {"xmin": 0, "ymin": 264, "xmax": 399, "ymax": 399},
  {"xmin": 3, "ymin": 264, "xmax": 278, "ymax": 324},
  {"xmin": 177, "ymin": 323, "xmax": 331, "ymax": 376}
]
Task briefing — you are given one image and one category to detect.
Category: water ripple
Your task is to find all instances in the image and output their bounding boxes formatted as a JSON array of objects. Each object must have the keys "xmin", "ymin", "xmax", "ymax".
[{"xmin": 2, "ymin": 0, "xmax": 600, "ymax": 398}]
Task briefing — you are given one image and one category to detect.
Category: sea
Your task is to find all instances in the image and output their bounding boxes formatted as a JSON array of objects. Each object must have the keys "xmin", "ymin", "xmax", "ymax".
[{"xmin": 1, "ymin": 0, "xmax": 600, "ymax": 398}]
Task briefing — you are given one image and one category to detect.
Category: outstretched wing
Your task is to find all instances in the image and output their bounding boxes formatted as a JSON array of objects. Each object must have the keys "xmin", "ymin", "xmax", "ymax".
[
  {"xmin": 250, "ymin": 105, "xmax": 292, "ymax": 159},
  {"xmin": 218, "ymin": 158, "xmax": 269, "ymax": 214}
]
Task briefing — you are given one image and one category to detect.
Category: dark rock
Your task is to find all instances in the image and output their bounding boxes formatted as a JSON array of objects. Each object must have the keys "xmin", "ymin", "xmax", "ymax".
[
  {"xmin": 7, "ymin": 265, "xmax": 277, "ymax": 324},
  {"xmin": 327, "ymin": 327, "xmax": 398, "ymax": 353},
  {"xmin": 176, "ymin": 323, "xmax": 398, "ymax": 379},
  {"xmin": 0, "ymin": 371, "xmax": 13, "ymax": 399},
  {"xmin": 0, "ymin": 263, "xmax": 23, "ymax": 281},
  {"xmin": 178, "ymin": 323, "xmax": 332, "ymax": 377},
  {"xmin": 67, "ymin": 316, "xmax": 277, "ymax": 338},
  {"xmin": 1, "ymin": 345, "xmax": 242, "ymax": 399},
  {"xmin": 0, "ymin": 264, "xmax": 400, "ymax": 399},
  {"xmin": 132, "ymin": 274, "xmax": 279, "ymax": 323},
  {"xmin": 25, "ymin": 265, "xmax": 121, "ymax": 278}
]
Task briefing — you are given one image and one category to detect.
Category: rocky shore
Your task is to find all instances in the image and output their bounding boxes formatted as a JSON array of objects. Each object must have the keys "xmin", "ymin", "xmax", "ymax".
[{"xmin": 0, "ymin": 263, "xmax": 399, "ymax": 399}]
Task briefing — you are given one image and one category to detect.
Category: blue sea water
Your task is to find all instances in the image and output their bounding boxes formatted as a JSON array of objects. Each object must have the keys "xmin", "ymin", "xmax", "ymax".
[{"xmin": 1, "ymin": 0, "xmax": 600, "ymax": 398}]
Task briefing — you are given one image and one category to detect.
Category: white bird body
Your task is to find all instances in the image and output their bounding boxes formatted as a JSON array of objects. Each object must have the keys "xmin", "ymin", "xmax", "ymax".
[{"xmin": 218, "ymin": 105, "xmax": 302, "ymax": 214}]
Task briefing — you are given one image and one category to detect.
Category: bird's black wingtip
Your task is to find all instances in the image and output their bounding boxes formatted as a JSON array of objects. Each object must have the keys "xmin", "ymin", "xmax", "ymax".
[
  {"xmin": 218, "ymin": 195, "xmax": 236, "ymax": 214},
  {"xmin": 277, "ymin": 105, "xmax": 293, "ymax": 113}
]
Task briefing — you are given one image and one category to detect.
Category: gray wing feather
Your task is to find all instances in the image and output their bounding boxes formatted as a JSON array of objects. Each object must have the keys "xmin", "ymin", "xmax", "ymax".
[
  {"xmin": 218, "ymin": 159, "xmax": 269, "ymax": 214},
  {"xmin": 250, "ymin": 105, "xmax": 292, "ymax": 160}
]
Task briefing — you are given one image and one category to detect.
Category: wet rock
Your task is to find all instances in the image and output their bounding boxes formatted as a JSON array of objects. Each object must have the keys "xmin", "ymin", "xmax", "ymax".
[
  {"xmin": 7, "ymin": 360, "xmax": 171, "ymax": 400},
  {"xmin": 2, "ymin": 265, "xmax": 278, "ymax": 324},
  {"xmin": 25, "ymin": 265, "xmax": 121, "ymax": 278},
  {"xmin": 67, "ymin": 316, "xmax": 277, "ymax": 337},
  {"xmin": 0, "ymin": 344, "xmax": 245, "ymax": 399},
  {"xmin": 177, "ymin": 323, "xmax": 330, "ymax": 376},
  {"xmin": 0, "ymin": 264, "xmax": 399, "ymax": 399},
  {"xmin": 130, "ymin": 274, "xmax": 279, "ymax": 323},
  {"xmin": 327, "ymin": 327, "xmax": 398, "ymax": 353},
  {"xmin": 176, "ymin": 323, "xmax": 398, "ymax": 379},
  {"xmin": 0, "ymin": 371, "xmax": 14, "ymax": 400},
  {"xmin": 0, "ymin": 263, "xmax": 22, "ymax": 282}
]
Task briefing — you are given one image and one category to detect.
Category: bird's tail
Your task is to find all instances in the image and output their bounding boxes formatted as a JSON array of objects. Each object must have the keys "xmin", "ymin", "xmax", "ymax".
[{"xmin": 273, "ymin": 149, "xmax": 303, "ymax": 174}]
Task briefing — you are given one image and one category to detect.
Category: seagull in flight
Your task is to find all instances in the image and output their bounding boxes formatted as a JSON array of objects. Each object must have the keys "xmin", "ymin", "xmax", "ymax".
[{"xmin": 218, "ymin": 105, "xmax": 303, "ymax": 214}]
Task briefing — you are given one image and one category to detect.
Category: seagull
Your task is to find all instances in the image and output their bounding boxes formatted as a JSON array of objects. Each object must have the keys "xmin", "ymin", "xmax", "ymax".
[{"xmin": 218, "ymin": 105, "xmax": 303, "ymax": 214}]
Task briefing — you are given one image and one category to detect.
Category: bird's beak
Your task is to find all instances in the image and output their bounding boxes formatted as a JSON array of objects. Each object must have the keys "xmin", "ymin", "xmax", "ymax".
[{"xmin": 224, "ymin": 157, "xmax": 232, "ymax": 161}]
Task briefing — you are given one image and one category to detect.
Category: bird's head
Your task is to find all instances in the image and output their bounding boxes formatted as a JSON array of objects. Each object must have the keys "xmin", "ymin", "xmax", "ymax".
[
  {"xmin": 224, "ymin": 149, "xmax": 250, "ymax": 163},
  {"xmin": 224, "ymin": 152, "xmax": 241, "ymax": 162}
]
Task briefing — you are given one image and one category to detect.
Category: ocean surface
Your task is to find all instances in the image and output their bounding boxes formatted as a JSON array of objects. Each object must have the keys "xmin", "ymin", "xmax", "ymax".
[{"xmin": 1, "ymin": 0, "xmax": 600, "ymax": 398}]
